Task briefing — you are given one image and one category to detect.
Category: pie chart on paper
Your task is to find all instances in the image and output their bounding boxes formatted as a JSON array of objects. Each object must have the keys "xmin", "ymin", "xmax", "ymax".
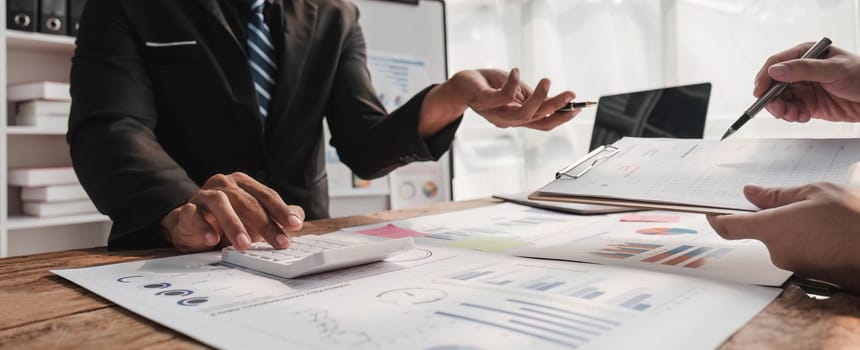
[{"xmin": 636, "ymin": 227, "xmax": 698, "ymax": 236}]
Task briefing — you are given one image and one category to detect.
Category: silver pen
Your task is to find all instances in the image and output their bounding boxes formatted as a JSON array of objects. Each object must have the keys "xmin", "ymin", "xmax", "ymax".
[{"xmin": 721, "ymin": 37, "xmax": 832, "ymax": 141}]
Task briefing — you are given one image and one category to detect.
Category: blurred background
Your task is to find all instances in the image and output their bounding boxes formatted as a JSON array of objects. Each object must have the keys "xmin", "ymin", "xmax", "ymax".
[{"xmin": 447, "ymin": 0, "xmax": 860, "ymax": 199}]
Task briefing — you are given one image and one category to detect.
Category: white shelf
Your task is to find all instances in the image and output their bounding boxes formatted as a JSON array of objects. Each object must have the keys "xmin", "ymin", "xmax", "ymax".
[
  {"xmin": 7, "ymin": 213, "xmax": 110, "ymax": 230},
  {"xmin": 6, "ymin": 126, "xmax": 67, "ymax": 135},
  {"xmin": 330, "ymin": 192, "xmax": 390, "ymax": 198},
  {"xmin": 6, "ymin": 30, "xmax": 75, "ymax": 53}
]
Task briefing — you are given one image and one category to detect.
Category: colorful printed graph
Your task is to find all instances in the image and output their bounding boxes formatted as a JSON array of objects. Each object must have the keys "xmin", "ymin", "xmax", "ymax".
[
  {"xmin": 590, "ymin": 242, "xmax": 735, "ymax": 269},
  {"xmin": 683, "ymin": 247, "xmax": 733, "ymax": 268},
  {"xmin": 590, "ymin": 242, "xmax": 662, "ymax": 259},
  {"xmin": 641, "ymin": 245, "xmax": 695, "ymax": 263},
  {"xmin": 636, "ymin": 227, "xmax": 698, "ymax": 236},
  {"xmin": 640, "ymin": 245, "xmax": 734, "ymax": 269}
]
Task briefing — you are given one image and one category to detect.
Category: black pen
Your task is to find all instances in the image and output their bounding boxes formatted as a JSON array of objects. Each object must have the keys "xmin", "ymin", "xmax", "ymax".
[
  {"xmin": 721, "ymin": 37, "xmax": 832, "ymax": 141},
  {"xmin": 557, "ymin": 101, "xmax": 597, "ymax": 113}
]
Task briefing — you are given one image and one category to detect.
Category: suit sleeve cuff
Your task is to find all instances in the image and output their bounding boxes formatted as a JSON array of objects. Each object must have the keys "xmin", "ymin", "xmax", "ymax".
[
  {"xmin": 106, "ymin": 181, "xmax": 199, "ymax": 250},
  {"xmin": 398, "ymin": 84, "xmax": 462, "ymax": 162}
]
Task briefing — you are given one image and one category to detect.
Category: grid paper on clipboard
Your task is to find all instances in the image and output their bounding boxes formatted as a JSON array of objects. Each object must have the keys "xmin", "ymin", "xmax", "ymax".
[{"xmin": 533, "ymin": 137, "xmax": 860, "ymax": 214}]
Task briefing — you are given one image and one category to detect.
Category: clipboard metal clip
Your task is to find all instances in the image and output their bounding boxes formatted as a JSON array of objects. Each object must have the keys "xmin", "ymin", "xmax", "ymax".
[{"xmin": 555, "ymin": 145, "xmax": 620, "ymax": 179}]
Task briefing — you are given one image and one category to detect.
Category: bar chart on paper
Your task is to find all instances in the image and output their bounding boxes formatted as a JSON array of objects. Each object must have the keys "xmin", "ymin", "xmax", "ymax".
[
  {"xmin": 517, "ymin": 236, "xmax": 789, "ymax": 286},
  {"xmin": 249, "ymin": 259, "xmax": 766, "ymax": 350},
  {"xmin": 346, "ymin": 203, "xmax": 602, "ymax": 252},
  {"xmin": 373, "ymin": 260, "xmax": 776, "ymax": 350},
  {"xmin": 417, "ymin": 213, "xmax": 570, "ymax": 241},
  {"xmin": 590, "ymin": 242, "xmax": 662, "ymax": 260},
  {"xmin": 590, "ymin": 242, "xmax": 734, "ymax": 269},
  {"xmin": 441, "ymin": 263, "xmax": 689, "ymax": 313},
  {"xmin": 432, "ymin": 298, "xmax": 621, "ymax": 348}
]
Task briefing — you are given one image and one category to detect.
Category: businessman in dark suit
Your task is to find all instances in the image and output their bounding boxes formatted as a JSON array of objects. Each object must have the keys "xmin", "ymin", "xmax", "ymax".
[{"xmin": 69, "ymin": 0, "xmax": 581, "ymax": 252}]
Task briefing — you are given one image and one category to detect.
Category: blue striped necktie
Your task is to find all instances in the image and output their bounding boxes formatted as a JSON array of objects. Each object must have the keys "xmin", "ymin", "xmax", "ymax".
[{"xmin": 247, "ymin": 0, "xmax": 278, "ymax": 122}]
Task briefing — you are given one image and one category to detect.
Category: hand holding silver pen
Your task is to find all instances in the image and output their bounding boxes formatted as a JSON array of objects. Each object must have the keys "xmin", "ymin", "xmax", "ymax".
[
  {"xmin": 750, "ymin": 40, "xmax": 860, "ymax": 125},
  {"xmin": 721, "ymin": 37, "xmax": 834, "ymax": 140},
  {"xmin": 709, "ymin": 40, "xmax": 860, "ymax": 297}
]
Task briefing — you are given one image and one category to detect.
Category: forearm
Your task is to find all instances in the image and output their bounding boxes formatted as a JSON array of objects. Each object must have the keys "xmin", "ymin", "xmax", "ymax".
[
  {"xmin": 327, "ymin": 15, "xmax": 462, "ymax": 177},
  {"xmin": 418, "ymin": 74, "xmax": 470, "ymax": 138},
  {"xmin": 69, "ymin": 117, "xmax": 199, "ymax": 249}
]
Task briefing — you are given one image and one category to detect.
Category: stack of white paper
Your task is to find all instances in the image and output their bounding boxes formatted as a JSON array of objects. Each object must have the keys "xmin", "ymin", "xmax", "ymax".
[
  {"xmin": 9, "ymin": 167, "xmax": 98, "ymax": 217},
  {"xmin": 8, "ymin": 81, "xmax": 71, "ymax": 128}
]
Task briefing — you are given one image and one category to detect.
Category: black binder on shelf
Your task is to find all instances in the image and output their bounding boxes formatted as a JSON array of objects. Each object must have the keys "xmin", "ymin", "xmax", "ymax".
[
  {"xmin": 67, "ymin": 0, "xmax": 86, "ymax": 36},
  {"xmin": 7, "ymin": 0, "xmax": 38, "ymax": 32},
  {"xmin": 38, "ymin": 0, "xmax": 67, "ymax": 35}
]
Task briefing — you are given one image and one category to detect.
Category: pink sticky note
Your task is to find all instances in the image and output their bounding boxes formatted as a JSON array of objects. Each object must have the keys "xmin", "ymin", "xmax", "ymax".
[
  {"xmin": 620, "ymin": 213, "xmax": 681, "ymax": 223},
  {"xmin": 357, "ymin": 224, "xmax": 427, "ymax": 239}
]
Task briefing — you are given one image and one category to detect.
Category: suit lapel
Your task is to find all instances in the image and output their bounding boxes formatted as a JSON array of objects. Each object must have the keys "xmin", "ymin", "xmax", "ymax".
[
  {"xmin": 193, "ymin": 0, "xmax": 259, "ymax": 119},
  {"xmin": 268, "ymin": 0, "xmax": 318, "ymax": 122},
  {"xmin": 193, "ymin": 0, "xmax": 242, "ymax": 48}
]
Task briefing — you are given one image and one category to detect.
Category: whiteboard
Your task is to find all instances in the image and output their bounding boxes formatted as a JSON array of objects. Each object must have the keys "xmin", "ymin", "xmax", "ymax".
[
  {"xmin": 327, "ymin": 0, "xmax": 451, "ymax": 213},
  {"xmin": 354, "ymin": 0, "xmax": 448, "ymax": 85}
]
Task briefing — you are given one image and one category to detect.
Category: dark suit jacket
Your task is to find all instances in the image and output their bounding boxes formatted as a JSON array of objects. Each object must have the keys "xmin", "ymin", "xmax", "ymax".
[{"xmin": 68, "ymin": 0, "xmax": 460, "ymax": 250}]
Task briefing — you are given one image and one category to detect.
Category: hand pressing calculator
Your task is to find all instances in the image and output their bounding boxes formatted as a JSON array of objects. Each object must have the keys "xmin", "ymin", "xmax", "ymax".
[{"xmin": 221, "ymin": 232, "xmax": 415, "ymax": 278}]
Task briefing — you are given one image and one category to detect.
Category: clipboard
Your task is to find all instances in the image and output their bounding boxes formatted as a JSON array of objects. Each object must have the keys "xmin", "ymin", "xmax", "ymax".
[
  {"xmin": 554, "ymin": 145, "xmax": 620, "ymax": 180},
  {"xmin": 528, "ymin": 137, "xmax": 860, "ymax": 215},
  {"xmin": 490, "ymin": 145, "xmax": 639, "ymax": 216},
  {"xmin": 530, "ymin": 147, "xmax": 750, "ymax": 215},
  {"xmin": 492, "ymin": 192, "xmax": 638, "ymax": 215}
]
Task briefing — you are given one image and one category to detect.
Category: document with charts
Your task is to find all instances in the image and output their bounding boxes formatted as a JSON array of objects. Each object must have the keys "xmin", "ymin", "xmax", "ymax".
[
  {"xmin": 530, "ymin": 137, "xmax": 860, "ymax": 214},
  {"xmin": 53, "ymin": 246, "xmax": 779, "ymax": 350},
  {"xmin": 341, "ymin": 203, "xmax": 791, "ymax": 286}
]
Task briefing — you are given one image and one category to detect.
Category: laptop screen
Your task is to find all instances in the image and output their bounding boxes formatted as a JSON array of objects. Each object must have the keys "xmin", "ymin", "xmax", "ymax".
[{"xmin": 589, "ymin": 83, "xmax": 711, "ymax": 150}]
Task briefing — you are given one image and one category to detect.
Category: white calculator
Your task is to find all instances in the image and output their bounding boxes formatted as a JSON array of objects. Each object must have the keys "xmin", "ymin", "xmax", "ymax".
[{"xmin": 221, "ymin": 232, "xmax": 415, "ymax": 278}]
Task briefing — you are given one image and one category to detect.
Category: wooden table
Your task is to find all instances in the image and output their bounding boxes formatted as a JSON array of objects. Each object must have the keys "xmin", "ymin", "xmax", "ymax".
[{"xmin": 2, "ymin": 198, "xmax": 859, "ymax": 349}]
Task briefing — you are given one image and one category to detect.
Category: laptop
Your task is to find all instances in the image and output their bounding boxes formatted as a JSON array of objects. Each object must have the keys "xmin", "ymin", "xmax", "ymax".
[{"xmin": 589, "ymin": 82, "xmax": 712, "ymax": 150}]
